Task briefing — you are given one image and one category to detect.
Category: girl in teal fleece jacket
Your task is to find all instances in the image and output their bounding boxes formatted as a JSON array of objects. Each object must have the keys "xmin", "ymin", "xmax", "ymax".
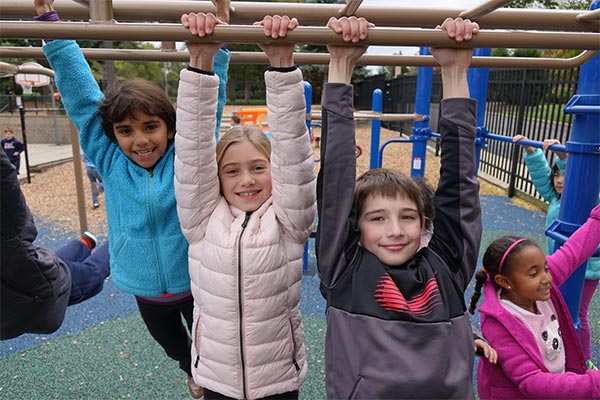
[
  {"xmin": 514, "ymin": 134, "xmax": 599, "ymax": 363},
  {"xmin": 34, "ymin": 0, "xmax": 229, "ymax": 394}
]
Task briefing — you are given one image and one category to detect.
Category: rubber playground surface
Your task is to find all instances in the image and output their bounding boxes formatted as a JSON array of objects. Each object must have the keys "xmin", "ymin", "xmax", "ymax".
[{"xmin": 1, "ymin": 194, "xmax": 599, "ymax": 399}]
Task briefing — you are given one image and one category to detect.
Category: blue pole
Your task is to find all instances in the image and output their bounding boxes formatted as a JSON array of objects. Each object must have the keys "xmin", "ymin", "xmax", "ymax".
[
  {"xmin": 303, "ymin": 81, "xmax": 312, "ymax": 271},
  {"xmin": 556, "ymin": 0, "xmax": 600, "ymax": 324},
  {"xmin": 468, "ymin": 48, "xmax": 491, "ymax": 173},
  {"xmin": 410, "ymin": 47, "xmax": 432, "ymax": 177},
  {"xmin": 370, "ymin": 88, "xmax": 383, "ymax": 169}
]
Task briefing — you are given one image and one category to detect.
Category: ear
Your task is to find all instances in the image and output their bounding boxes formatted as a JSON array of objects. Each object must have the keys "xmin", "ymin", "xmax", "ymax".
[
  {"xmin": 494, "ymin": 274, "xmax": 512, "ymax": 290},
  {"xmin": 167, "ymin": 130, "xmax": 175, "ymax": 140}
]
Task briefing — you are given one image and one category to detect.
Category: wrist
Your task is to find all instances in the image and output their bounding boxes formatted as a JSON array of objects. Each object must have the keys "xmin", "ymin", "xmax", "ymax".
[
  {"xmin": 268, "ymin": 56, "xmax": 294, "ymax": 69},
  {"xmin": 328, "ymin": 58, "xmax": 355, "ymax": 84},
  {"xmin": 35, "ymin": 4, "xmax": 54, "ymax": 16}
]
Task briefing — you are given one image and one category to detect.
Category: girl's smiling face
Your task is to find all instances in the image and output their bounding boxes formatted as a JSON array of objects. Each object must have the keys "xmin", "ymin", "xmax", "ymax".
[
  {"xmin": 218, "ymin": 140, "xmax": 272, "ymax": 212},
  {"xmin": 113, "ymin": 109, "xmax": 173, "ymax": 169},
  {"xmin": 496, "ymin": 244, "xmax": 553, "ymax": 313}
]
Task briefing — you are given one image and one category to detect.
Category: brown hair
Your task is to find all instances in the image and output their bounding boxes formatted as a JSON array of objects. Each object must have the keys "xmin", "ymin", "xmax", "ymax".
[
  {"xmin": 98, "ymin": 79, "xmax": 175, "ymax": 142},
  {"xmin": 354, "ymin": 168, "xmax": 424, "ymax": 221},
  {"xmin": 216, "ymin": 126, "xmax": 271, "ymax": 167}
]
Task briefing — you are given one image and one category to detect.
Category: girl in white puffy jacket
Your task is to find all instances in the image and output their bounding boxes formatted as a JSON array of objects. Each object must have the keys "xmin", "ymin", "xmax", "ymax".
[{"xmin": 174, "ymin": 13, "xmax": 316, "ymax": 400}]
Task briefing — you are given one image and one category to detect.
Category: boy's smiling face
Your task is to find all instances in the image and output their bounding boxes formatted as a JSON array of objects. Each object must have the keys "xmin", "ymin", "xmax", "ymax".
[{"xmin": 358, "ymin": 193, "xmax": 424, "ymax": 267}]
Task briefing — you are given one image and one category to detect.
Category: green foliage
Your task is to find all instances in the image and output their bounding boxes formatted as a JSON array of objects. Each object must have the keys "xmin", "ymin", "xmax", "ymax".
[
  {"xmin": 512, "ymin": 48, "xmax": 541, "ymax": 57},
  {"xmin": 492, "ymin": 48, "xmax": 511, "ymax": 57},
  {"xmin": 506, "ymin": 0, "xmax": 591, "ymax": 7}
]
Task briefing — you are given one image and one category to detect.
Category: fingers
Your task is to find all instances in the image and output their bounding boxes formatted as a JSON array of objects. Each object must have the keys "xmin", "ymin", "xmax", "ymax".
[
  {"xmin": 256, "ymin": 15, "xmax": 298, "ymax": 39},
  {"xmin": 327, "ymin": 16, "xmax": 374, "ymax": 43},
  {"xmin": 440, "ymin": 17, "xmax": 479, "ymax": 42},
  {"xmin": 512, "ymin": 134, "xmax": 527, "ymax": 143},
  {"xmin": 542, "ymin": 138, "xmax": 560, "ymax": 150},
  {"xmin": 182, "ymin": 12, "xmax": 224, "ymax": 37}
]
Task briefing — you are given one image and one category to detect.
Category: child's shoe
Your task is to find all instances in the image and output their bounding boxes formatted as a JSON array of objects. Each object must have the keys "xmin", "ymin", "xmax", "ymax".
[
  {"xmin": 93, "ymin": 201, "xmax": 100, "ymax": 209},
  {"xmin": 587, "ymin": 360, "xmax": 598, "ymax": 370},
  {"xmin": 187, "ymin": 376, "xmax": 204, "ymax": 399},
  {"xmin": 80, "ymin": 231, "xmax": 98, "ymax": 250}
]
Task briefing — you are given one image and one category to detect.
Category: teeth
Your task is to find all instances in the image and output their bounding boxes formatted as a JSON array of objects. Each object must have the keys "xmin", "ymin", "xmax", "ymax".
[
  {"xmin": 136, "ymin": 149, "xmax": 152, "ymax": 155},
  {"xmin": 239, "ymin": 192, "xmax": 257, "ymax": 197}
]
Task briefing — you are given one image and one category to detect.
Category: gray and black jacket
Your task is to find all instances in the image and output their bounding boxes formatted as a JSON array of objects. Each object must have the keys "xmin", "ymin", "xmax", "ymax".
[{"xmin": 316, "ymin": 82, "xmax": 481, "ymax": 399}]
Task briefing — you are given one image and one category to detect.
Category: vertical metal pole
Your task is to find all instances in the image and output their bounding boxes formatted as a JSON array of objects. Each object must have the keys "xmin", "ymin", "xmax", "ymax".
[
  {"xmin": 468, "ymin": 48, "xmax": 491, "ymax": 173},
  {"xmin": 17, "ymin": 101, "xmax": 32, "ymax": 184},
  {"xmin": 508, "ymin": 69, "xmax": 529, "ymax": 197},
  {"xmin": 49, "ymin": 81, "xmax": 60, "ymax": 145},
  {"xmin": 69, "ymin": 121, "xmax": 88, "ymax": 234},
  {"xmin": 558, "ymin": 0, "xmax": 600, "ymax": 323},
  {"xmin": 410, "ymin": 46, "xmax": 432, "ymax": 177},
  {"xmin": 303, "ymin": 81, "xmax": 312, "ymax": 272},
  {"xmin": 370, "ymin": 88, "xmax": 382, "ymax": 169}
]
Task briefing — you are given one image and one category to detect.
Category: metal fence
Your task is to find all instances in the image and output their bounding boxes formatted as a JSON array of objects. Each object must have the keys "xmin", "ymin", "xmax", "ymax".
[{"xmin": 355, "ymin": 67, "xmax": 580, "ymax": 202}]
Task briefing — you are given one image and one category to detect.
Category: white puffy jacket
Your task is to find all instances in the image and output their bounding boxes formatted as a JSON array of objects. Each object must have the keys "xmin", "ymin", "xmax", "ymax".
[{"xmin": 175, "ymin": 67, "xmax": 316, "ymax": 399}]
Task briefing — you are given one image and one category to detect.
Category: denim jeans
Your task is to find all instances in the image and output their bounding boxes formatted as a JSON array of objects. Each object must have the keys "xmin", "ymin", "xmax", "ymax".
[{"xmin": 55, "ymin": 240, "xmax": 110, "ymax": 305}]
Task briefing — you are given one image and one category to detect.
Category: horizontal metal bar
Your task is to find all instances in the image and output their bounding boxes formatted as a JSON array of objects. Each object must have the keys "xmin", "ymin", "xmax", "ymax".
[
  {"xmin": 577, "ymin": 9, "xmax": 600, "ymax": 22},
  {"xmin": 2, "ymin": 22, "xmax": 599, "ymax": 50},
  {"xmin": 309, "ymin": 111, "xmax": 424, "ymax": 122},
  {"xmin": 459, "ymin": 0, "xmax": 513, "ymax": 20},
  {"xmin": 0, "ymin": 61, "xmax": 55, "ymax": 78},
  {"xmin": 0, "ymin": 47, "xmax": 596, "ymax": 69},
  {"xmin": 1, "ymin": 0, "xmax": 598, "ymax": 32}
]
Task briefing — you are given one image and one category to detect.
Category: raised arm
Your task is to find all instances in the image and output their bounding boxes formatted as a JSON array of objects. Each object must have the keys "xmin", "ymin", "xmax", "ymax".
[
  {"xmin": 34, "ymin": 0, "xmax": 116, "ymax": 173},
  {"xmin": 316, "ymin": 17, "xmax": 372, "ymax": 290},
  {"xmin": 252, "ymin": 16, "xmax": 316, "ymax": 243},
  {"xmin": 174, "ymin": 12, "xmax": 224, "ymax": 242},
  {"xmin": 547, "ymin": 204, "xmax": 600, "ymax": 285},
  {"xmin": 427, "ymin": 18, "xmax": 481, "ymax": 289}
]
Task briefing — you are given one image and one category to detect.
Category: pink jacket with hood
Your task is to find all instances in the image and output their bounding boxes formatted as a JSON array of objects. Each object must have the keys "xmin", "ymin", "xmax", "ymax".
[
  {"xmin": 174, "ymin": 67, "xmax": 316, "ymax": 399},
  {"xmin": 477, "ymin": 204, "xmax": 600, "ymax": 399}
]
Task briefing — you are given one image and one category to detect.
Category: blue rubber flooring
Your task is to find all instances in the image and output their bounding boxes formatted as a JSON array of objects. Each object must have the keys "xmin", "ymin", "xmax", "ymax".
[{"xmin": 1, "ymin": 194, "xmax": 598, "ymax": 399}]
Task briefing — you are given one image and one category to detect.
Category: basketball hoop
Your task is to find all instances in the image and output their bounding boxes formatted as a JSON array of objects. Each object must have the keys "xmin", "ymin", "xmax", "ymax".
[
  {"xmin": 14, "ymin": 62, "xmax": 51, "ymax": 95},
  {"xmin": 20, "ymin": 84, "xmax": 33, "ymax": 95}
]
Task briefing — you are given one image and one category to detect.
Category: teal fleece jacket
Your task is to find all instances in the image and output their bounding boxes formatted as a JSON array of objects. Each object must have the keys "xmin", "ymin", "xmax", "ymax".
[
  {"xmin": 524, "ymin": 148, "xmax": 600, "ymax": 280},
  {"xmin": 43, "ymin": 40, "xmax": 230, "ymax": 296}
]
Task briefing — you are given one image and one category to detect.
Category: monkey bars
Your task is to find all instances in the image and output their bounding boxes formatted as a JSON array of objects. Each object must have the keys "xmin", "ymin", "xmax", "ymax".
[{"xmin": 2, "ymin": 0, "xmax": 599, "ymax": 32}]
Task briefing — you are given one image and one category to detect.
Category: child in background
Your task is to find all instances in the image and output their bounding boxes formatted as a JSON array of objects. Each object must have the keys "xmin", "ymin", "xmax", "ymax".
[
  {"xmin": 2, "ymin": 127, "xmax": 24, "ymax": 175},
  {"xmin": 81, "ymin": 152, "xmax": 104, "ymax": 209},
  {"xmin": 513, "ymin": 134, "xmax": 599, "ymax": 365},
  {"xmin": 175, "ymin": 13, "xmax": 315, "ymax": 400},
  {"xmin": 470, "ymin": 204, "xmax": 600, "ymax": 399},
  {"xmin": 34, "ymin": 0, "xmax": 230, "ymax": 396},
  {"xmin": 316, "ymin": 16, "xmax": 481, "ymax": 399}
]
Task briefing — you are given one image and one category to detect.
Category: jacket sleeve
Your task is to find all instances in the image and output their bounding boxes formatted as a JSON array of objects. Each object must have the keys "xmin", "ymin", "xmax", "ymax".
[
  {"xmin": 266, "ymin": 68, "xmax": 316, "ymax": 244},
  {"xmin": 428, "ymin": 98, "xmax": 481, "ymax": 289},
  {"xmin": 0, "ymin": 151, "xmax": 70, "ymax": 339},
  {"xmin": 524, "ymin": 149, "xmax": 560, "ymax": 204},
  {"xmin": 214, "ymin": 49, "xmax": 230, "ymax": 137},
  {"xmin": 43, "ymin": 40, "xmax": 118, "ymax": 177},
  {"xmin": 316, "ymin": 82, "xmax": 358, "ymax": 290},
  {"xmin": 482, "ymin": 316, "xmax": 600, "ymax": 398},
  {"xmin": 547, "ymin": 203, "xmax": 600, "ymax": 286},
  {"xmin": 174, "ymin": 69, "xmax": 221, "ymax": 243}
]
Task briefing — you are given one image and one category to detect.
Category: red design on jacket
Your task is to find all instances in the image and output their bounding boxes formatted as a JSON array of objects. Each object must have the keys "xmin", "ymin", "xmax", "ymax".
[{"xmin": 374, "ymin": 274, "xmax": 442, "ymax": 316}]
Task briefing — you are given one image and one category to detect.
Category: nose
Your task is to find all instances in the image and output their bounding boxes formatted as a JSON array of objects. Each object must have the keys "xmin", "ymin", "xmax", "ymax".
[
  {"xmin": 386, "ymin": 220, "xmax": 403, "ymax": 237},
  {"xmin": 133, "ymin": 131, "xmax": 150, "ymax": 146},
  {"xmin": 543, "ymin": 270, "xmax": 553, "ymax": 284},
  {"xmin": 240, "ymin": 170, "xmax": 256, "ymax": 186}
]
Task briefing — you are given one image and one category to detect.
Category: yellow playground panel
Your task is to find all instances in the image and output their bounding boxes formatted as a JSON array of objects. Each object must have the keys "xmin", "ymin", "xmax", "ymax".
[{"xmin": 233, "ymin": 107, "xmax": 269, "ymax": 131}]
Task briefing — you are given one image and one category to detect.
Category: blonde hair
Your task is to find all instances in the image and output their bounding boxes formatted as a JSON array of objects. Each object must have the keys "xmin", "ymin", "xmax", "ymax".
[{"xmin": 216, "ymin": 126, "xmax": 271, "ymax": 166}]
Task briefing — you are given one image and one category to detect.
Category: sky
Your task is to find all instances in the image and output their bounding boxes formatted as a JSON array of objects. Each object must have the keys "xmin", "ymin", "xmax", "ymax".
[{"xmin": 362, "ymin": 0, "xmax": 485, "ymax": 58}]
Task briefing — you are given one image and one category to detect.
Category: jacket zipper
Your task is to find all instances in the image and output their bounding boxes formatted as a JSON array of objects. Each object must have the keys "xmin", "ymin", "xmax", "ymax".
[
  {"xmin": 289, "ymin": 319, "xmax": 300, "ymax": 371},
  {"xmin": 238, "ymin": 212, "xmax": 251, "ymax": 399}
]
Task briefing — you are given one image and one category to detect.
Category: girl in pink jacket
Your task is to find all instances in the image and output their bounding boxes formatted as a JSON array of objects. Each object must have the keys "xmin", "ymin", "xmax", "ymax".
[
  {"xmin": 470, "ymin": 203, "xmax": 600, "ymax": 399},
  {"xmin": 174, "ymin": 13, "xmax": 316, "ymax": 400}
]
